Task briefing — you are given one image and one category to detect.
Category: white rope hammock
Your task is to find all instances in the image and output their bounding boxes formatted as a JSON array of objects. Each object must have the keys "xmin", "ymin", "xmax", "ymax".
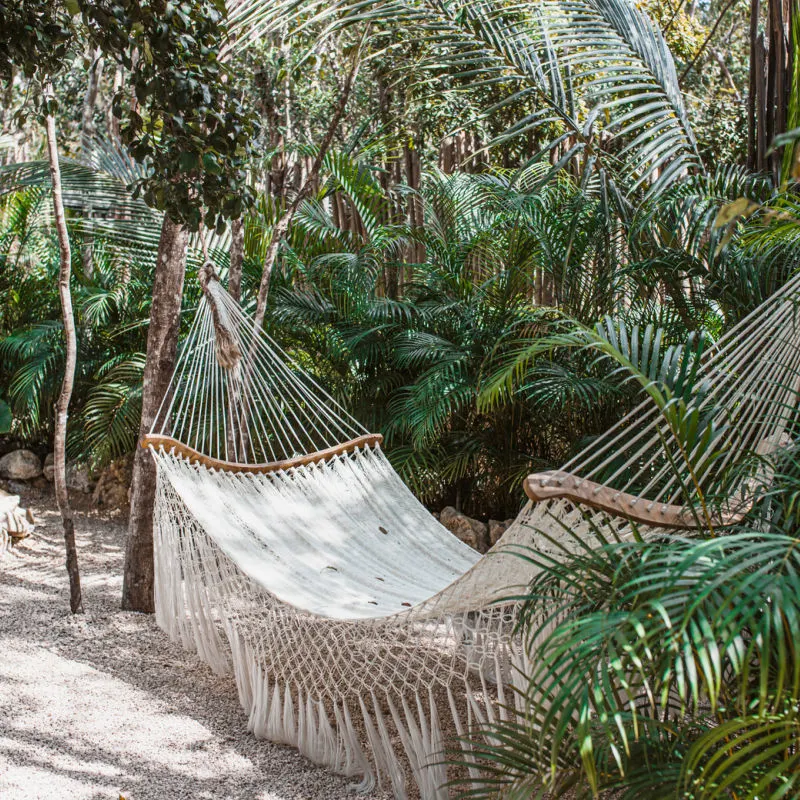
[{"xmin": 146, "ymin": 266, "xmax": 800, "ymax": 798}]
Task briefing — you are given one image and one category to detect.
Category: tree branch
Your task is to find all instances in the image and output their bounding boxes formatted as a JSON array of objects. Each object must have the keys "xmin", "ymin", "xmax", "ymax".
[
  {"xmin": 711, "ymin": 47, "xmax": 741, "ymax": 101},
  {"xmin": 679, "ymin": 0, "xmax": 738, "ymax": 83},
  {"xmin": 252, "ymin": 44, "xmax": 362, "ymax": 331}
]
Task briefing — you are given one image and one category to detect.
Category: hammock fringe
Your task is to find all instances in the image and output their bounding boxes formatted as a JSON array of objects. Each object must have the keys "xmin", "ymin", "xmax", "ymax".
[{"xmin": 148, "ymin": 272, "xmax": 800, "ymax": 798}]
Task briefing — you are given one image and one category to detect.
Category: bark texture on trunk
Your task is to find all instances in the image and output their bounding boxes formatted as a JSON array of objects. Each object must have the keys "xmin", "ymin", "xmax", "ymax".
[
  {"xmin": 228, "ymin": 216, "xmax": 244, "ymax": 303},
  {"xmin": 80, "ymin": 48, "xmax": 104, "ymax": 155},
  {"xmin": 45, "ymin": 112, "xmax": 83, "ymax": 615},
  {"xmin": 747, "ymin": 0, "xmax": 797, "ymax": 178},
  {"xmin": 122, "ymin": 215, "xmax": 188, "ymax": 613}
]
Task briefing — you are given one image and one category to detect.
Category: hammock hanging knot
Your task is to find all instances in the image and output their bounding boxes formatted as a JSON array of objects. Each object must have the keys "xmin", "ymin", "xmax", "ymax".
[{"xmin": 198, "ymin": 261, "xmax": 242, "ymax": 372}]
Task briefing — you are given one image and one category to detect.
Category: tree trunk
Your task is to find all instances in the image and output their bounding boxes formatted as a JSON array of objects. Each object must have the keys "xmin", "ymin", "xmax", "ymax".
[
  {"xmin": 748, "ymin": 0, "xmax": 762, "ymax": 170},
  {"xmin": 107, "ymin": 65, "xmax": 123, "ymax": 141},
  {"xmin": 253, "ymin": 53, "xmax": 361, "ymax": 331},
  {"xmin": 122, "ymin": 215, "xmax": 188, "ymax": 613},
  {"xmin": 711, "ymin": 48, "xmax": 741, "ymax": 100},
  {"xmin": 756, "ymin": 32, "xmax": 768, "ymax": 171},
  {"xmin": 80, "ymin": 48, "xmax": 104, "ymax": 281},
  {"xmin": 80, "ymin": 48, "xmax": 104, "ymax": 155},
  {"xmin": 45, "ymin": 112, "xmax": 83, "ymax": 615},
  {"xmin": 747, "ymin": 0, "xmax": 797, "ymax": 179},
  {"xmin": 228, "ymin": 216, "xmax": 244, "ymax": 303}
]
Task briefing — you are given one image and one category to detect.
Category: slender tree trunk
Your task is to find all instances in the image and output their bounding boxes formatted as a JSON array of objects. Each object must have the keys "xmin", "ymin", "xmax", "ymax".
[
  {"xmin": 228, "ymin": 216, "xmax": 244, "ymax": 303},
  {"xmin": 45, "ymin": 112, "xmax": 83, "ymax": 615},
  {"xmin": 80, "ymin": 48, "xmax": 104, "ymax": 155},
  {"xmin": 747, "ymin": 0, "xmax": 797, "ymax": 178},
  {"xmin": 80, "ymin": 48, "xmax": 104, "ymax": 281},
  {"xmin": 756, "ymin": 32, "xmax": 768, "ymax": 171},
  {"xmin": 226, "ymin": 216, "xmax": 245, "ymax": 460},
  {"xmin": 748, "ymin": 0, "xmax": 762, "ymax": 170},
  {"xmin": 107, "ymin": 65, "xmax": 123, "ymax": 140},
  {"xmin": 252, "ymin": 52, "xmax": 361, "ymax": 331},
  {"xmin": 122, "ymin": 216, "xmax": 188, "ymax": 613},
  {"xmin": 711, "ymin": 48, "xmax": 741, "ymax": 100}
]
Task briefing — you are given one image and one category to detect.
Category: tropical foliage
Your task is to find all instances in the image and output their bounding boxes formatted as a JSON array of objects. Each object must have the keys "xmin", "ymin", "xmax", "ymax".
[
  {"xmin": 461, "ymin": 526, "xmax": 800, "ymax": 799},
  {"xmin": 458, "ymin": 325, "xmax": 800, "ymax": 797},
  {"xmin": 2, "ymin": 0, "xmax": 800, "ymax": 792}
]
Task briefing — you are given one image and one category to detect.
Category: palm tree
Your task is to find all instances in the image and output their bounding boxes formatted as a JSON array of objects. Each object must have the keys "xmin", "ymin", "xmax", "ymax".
[
  {"xmin": 0, "ymin": 142, "xmax": 226, "ymax": 467},
  {"xmin": 457, "ymin": 314, "xmax": 800, "ymax": 797},
  {"xmin": 457, "ymin": 525, "xmax": 800, "ymax": 799},
  {"xmin": 274, "ymin": 166, "xmax": 650, "ymax": 517},
  {"xmin": 230, "ymin": 0, "xmax": 701, "ymax": 200}
]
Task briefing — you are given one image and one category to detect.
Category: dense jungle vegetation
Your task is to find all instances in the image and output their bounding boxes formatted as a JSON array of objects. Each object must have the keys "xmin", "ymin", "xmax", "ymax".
[
  {"xmin": 4, "ymin": 0, "xmax": 796, "ymax": 521},
  {"xmin": 3, "ymin": 0, "xmax": 800, "ymax": 795}
]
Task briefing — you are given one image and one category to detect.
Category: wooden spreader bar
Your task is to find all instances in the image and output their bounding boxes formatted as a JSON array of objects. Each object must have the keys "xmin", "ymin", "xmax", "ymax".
[
  {"xmin": 523, "ymin": 470, "xmax": 749, "ymax": 530},
  {"xmin": 141, "ymin": 433, "xmax": 383, "ymax": 475}
]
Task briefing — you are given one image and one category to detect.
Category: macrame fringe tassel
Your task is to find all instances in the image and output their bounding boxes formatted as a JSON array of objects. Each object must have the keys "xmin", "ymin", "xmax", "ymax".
[
  {"xmin": 336, "ymin": 699, "xmax": 374, "ymax": 789},
  {"xmin": 447, "ymin": 684, "xmax": 481, "ymax": 781},
  {"xmin": 153, "ymin": 480, "xmax": 229, "ymax": 674},
  {"xmin": 233, "ymin": 659, "xmax": 383, "ymax": 788},
  {"xmin": 153, "ymin": 478, "xmax": 182, "ymax": 642},
  {"xmin": 153, "ymin": 472, "xmax": 512, "ymax": 799},
  {"xmin": 360, "ymin": 693, "xmax": 407, "ymax": 799},
  {"xmin": 226, "ymin": 624, "xmax": 254, "ymax": 711}
]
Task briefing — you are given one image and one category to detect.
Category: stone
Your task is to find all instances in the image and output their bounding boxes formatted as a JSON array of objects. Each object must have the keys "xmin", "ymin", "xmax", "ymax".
[
  {"xmin": 92, "ymin": 454, "xmax": 133, "ymax": 509},
  {"xmin": 0, "ymin": 449, "xmax": 42, "ymax": 480},
  {"xmin": 66, "ymin": 461, "xmax": 94, "ymax": 494},
  {"xmin": 46, "ymin": 455, "xmax": 94, "ymax": 491},
  {"xmin": 0, "ymin": 487, "xmax": 34, "ymax": 543},
  {"xmin": 488, "ymin": 518, "xmax": 515, "ymax": 547},
  {"xmin": 0, "ymin": 488, "xmax": 19, "ymax": 515},
  {"xmin": 439, "ymin": 506, "xmax": 489, "ymax": 552},
  {"xmin": 2, "ymin": 479, "xmax": 28, "ymax": 495},
  {"xmin": 3, "ymin": 507, "xmax": 33, "ymax": 541}
]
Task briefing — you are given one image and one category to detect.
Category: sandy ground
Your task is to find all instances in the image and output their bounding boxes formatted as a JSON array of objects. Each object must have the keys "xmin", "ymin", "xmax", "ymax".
[{"xmin": 0, "ymin": 491, "xmax": 389, "ymax": 800}]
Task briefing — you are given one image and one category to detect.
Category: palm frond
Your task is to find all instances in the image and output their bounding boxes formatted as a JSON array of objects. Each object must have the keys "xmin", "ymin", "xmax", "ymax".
[
  {"xmin": 231, "ymin": 0, "xmax": 700, "ymax": 197},
  {"xmin": 461, "ymin": 530, "xmax": 800, "ymax": 797}
]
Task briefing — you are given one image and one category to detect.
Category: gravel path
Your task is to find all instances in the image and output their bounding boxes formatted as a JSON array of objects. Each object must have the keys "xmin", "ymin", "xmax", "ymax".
[{"xmin": 0, "ymin": 493, "xmax": 389, "ymax": 800}]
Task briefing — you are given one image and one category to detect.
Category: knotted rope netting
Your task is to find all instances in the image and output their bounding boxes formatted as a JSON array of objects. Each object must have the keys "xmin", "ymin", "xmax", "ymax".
[{"xmin": 146, "ymin": 267, "xmax": 800, "ymax": 798}]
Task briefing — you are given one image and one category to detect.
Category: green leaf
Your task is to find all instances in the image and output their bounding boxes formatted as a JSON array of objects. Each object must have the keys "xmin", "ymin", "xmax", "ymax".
[
  {"xmin": 179, "ymin": 151, "xmax": 199, "ymax": 172},
  {"xmin": 0, "ymin": 400, "xmax": 11, "ymax": 434},
  {"xmin": 202, "ymin": 153, "xmax": 222, "ymax": 175}
]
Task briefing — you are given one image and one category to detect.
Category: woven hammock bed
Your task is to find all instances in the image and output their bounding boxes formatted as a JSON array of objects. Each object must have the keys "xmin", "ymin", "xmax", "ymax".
[{"xmin": 145, "ymin": 267, "xmax": 800, "ymax": 799}]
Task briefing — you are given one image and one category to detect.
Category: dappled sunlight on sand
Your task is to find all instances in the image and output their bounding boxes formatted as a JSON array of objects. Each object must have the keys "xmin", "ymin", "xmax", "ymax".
[{"xmin": 0, "ymin": 497, "xmax": 388, "ymax": 800}]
